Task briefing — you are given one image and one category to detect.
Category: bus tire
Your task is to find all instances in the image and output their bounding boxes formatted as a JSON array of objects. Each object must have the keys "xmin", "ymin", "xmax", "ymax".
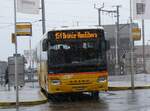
[{"xmin": 91, "ymin": 91, "xmax": 99, "ymax": 99}]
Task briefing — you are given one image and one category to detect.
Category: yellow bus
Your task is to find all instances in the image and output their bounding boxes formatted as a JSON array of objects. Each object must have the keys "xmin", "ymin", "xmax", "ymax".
[{"xmin": 36, "ymin": 26, "xmax": 109, "ymax": 99}]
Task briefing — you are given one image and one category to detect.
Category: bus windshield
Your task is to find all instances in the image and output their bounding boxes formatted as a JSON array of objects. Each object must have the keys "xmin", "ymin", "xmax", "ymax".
[
  {"xmin": 47, "ymin": 29, "xmax": 107, "ymax": 73},
  {"xmin": 48, "ymin": 41, "xmax": 101, "ymax": 65}
]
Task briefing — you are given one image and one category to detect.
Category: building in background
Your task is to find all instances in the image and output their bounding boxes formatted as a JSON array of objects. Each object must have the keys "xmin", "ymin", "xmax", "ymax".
[
  {"xmin": 134, "ymin": 45, "xmax": 150, "ymax": 73},
  {"xmin": 0, "ymin": 61, "xmax": 7, "ymax": 85},
  {"xmin": 104, "ymin": 23, "xmax": 139, "ymax": 75}
]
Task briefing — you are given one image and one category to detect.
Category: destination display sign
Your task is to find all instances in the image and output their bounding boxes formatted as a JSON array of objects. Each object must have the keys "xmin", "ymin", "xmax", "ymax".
[{"xmin": 54, "ymin": 31, "xmax": 98, "ymax": 40}]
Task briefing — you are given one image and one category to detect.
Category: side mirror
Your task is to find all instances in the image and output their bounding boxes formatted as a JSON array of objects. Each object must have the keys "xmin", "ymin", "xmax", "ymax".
[
  {"xmin": 105, "ymin": 40, "xmax": 110, "ymax": 51},
  {"xmin": 42, "ymin": 39, "xmax": 48, "ymax": 51}
]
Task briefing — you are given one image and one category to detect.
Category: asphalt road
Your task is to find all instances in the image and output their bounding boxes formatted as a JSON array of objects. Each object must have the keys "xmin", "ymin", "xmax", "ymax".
[{"xmin": 1, "ymin": 89, "xmax": 150, "ymax": 111}]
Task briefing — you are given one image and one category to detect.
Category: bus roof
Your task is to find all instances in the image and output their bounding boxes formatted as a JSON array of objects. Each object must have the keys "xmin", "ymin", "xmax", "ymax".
[{"xmin": 47, "ymin": 26, "xmax": 104, "ymax": 32}]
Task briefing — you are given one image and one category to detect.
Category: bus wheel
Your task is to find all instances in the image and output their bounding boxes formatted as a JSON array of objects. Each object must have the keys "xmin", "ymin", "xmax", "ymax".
[{"xmin": 91, "ymin": 91, "xmax": 99, "ymax": 99}]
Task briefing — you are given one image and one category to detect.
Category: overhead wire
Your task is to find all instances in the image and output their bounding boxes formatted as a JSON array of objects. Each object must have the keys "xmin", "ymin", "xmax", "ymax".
[{"xmin": 0, "ymin": 19, "xmax": 42, "ymax": 30}]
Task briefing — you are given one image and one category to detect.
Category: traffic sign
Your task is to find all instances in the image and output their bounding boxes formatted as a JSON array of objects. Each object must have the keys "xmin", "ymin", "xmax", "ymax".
[
  {"xmin": 11, "ymin": 33, "xmax": 16, "ymax": 44},
  {"xmin": 132, "ymin": 28, "xmax": 141, "ymax": 41},
  {"xmin": 16, "ymin": 22, "xmax": 32, "ymax": 36}
]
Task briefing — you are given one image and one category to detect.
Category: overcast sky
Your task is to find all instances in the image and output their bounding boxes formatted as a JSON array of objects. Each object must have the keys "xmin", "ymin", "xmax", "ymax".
[{"xmin": 0, "ymin": 0, "xmax": 149, "ymax": 61}]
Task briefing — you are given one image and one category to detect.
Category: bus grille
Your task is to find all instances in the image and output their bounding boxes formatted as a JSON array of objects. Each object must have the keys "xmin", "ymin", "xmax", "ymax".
[{"xmin": 67, "ymin": 79, "xmax": 92, "ymax": 85}]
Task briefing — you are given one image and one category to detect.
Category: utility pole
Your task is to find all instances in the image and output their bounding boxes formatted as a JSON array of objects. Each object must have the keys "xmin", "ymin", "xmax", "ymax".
[
  {"xmin": 142, "ymin": 19, "xmax": 146, "ymax": 73},
  {"xmin": 113, "ymin": 5, "xmax": 121, "ymax": 75},
  {"xmin": 41, "ymin": 0, "xmax": 46, "ymax": 34},
  {"xmin": 94, "ymin": 3, "xmax": 104, "ymax": 26},
  {"xmin": 130, "ymin": 0, "xmax": 135, "ymax": 90},
  {"xmin": 29, "ymin": 36, "xmax": 32, "ymax": 80},
  {"xmin": 14, "ymin": 0, "xmax": 19, "ymax": 110},
  {"xmin": 99, "ymin": 5, "xmax": 121, "ymax": 75},
  {"xmin": 94, "ymin": 4, "xmax": 122, "ymax": 75}
]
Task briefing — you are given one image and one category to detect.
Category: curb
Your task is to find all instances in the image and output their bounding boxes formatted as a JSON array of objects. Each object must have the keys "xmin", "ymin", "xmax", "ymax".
[
  {"xmin": 108, "ymin": 86, "xmax": 150, "ymax": 91},
  {"xmin": 0, "ymin": 92, "xmax": 48, "ymax": 107},
  {"xmin": 1, "ymin": 86, "xmax": 150, "ymax": 106}
]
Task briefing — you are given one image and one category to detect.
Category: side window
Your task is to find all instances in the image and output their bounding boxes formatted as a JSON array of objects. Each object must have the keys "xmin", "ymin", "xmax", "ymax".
[
  {"xmin": 41, "ymin": 40, "xmax": 47, "ymax": 61},
  {"xmin": 101, "ymin": 41, "xmax": 105, "ymax": 51},
  {"xmin": 42, "ymin": 39, "xmax": 48, "ymax": 51}
]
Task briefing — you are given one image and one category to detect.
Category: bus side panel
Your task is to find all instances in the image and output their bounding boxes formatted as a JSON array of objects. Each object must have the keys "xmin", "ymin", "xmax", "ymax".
[
  {"xmin": 40, "ymin": 61, "xmax": 48, "ymax": 91},
  {"xmin": 36, "ymin": 40, "xmax": 48, "ymax": 92}
]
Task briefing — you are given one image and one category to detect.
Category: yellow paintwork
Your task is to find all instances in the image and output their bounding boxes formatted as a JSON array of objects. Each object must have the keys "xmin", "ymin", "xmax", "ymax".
[
  {"xmin": 38, "ymin": 62, "xmax": 108, "ymax": 94},
  {"xmin": 38, "ymin": 62, "xmax": 48, "ymax": 91},
  {"xmin": 47, "ymin": 71, "xmax": 108, "ymax": 94}
]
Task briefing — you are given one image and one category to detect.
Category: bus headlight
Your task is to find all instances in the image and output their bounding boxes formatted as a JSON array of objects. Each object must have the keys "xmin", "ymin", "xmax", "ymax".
[
  {"xmin": 51, "ymin": 80, "xmax": 61, "ymax": 85},
  {"xmin": 97, "ymin": 77, "xmax": 106, "ymax": 82}
]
